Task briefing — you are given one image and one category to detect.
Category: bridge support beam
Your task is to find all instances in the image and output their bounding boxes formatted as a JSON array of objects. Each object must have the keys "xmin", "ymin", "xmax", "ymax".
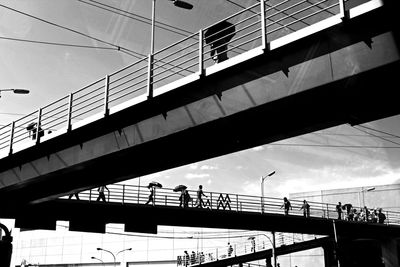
[
  {"xmin": 381, "ymin": 238, "xmax": 400, "ymax": 267},
  {"xmin": 322, "ymin": 244, "xmax": 338, "ymax": 267},
  {"xmin": 265, "ymin": 256, "xmax": 272, "ymax": 267}
]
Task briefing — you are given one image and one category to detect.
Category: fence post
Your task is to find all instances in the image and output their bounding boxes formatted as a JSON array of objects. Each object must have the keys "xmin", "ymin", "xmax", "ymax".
[
  {"xmin": 260, "ymin": 0, "xmax": 267, "ymax": 50},
  {"xmin": 339, "ymin": 0, "xmax": 348, "ymax": 20},
  {"xmin": 147, "ymin": 54, "xmax": 154, "ymax": 99},
  {"xmin": 122, "ymin": 184, "xmax": 125, "ymax": 204},
  {"xmin": 198, "ymin": 29, "xmax": 204, "ymax": 76},
  {"xmin": 104, "ymin": 75, "xmax": 109, "ymax": 116},
  {"xmin": 35, "ymin": 108, "xmax": 42, "ymax": 145},
  {"xmin": 326, "ymin": 204, "xmax": 329, "ymax": 219},
  {"xmin": 67, "ymin": 93, "xmax": 73, "ymax": 132},
  {"xmin": 8, "ymin": 122, "xmax": 15, "ymax": 155}
]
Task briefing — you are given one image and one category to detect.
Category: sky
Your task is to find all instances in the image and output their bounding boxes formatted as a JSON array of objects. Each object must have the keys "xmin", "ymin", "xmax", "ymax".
[
  {"xmin": 1, "ymin": 1, "xmax": 399, "ymax": 267},
  {"xmin": 1, "ymin": 0, "xmax": 400, "ymax": 200}
]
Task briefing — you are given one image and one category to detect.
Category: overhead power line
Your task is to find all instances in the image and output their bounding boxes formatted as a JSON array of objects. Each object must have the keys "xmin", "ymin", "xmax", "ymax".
[
  {"xmin": 352, "ymin": 125, "xmax": 400, "ymax": 147},
  {"xmin": 78, "ymin": 0, "xmax": 193, "ymax": 37},
  {"xmin": 0, "ymin": 3, "xmax": 144, "ymax": 59},
  {"xmin": 0, "ymin": 36, "xmax": 118, "ymax": 51}
]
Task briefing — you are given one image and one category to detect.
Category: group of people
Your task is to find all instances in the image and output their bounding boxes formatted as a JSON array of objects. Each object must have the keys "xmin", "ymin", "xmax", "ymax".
[
  {"xmin": 146, "ymin": 185, "xmax": 210, "ymax": 208},
  {"xmin": 68, "ymin": 185, "xmax": 109, "ymax": 202},
  {"xmin": 335, "ymin": 202, "xmax": 386, "ymax": 223},
  {"xmin": 280, "ymin": 197, "xmax": 310, "ymax": 217}
]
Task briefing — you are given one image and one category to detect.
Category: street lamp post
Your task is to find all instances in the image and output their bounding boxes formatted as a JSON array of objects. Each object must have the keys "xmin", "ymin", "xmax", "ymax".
[
  {"xmin": 0, "ymin": 88, "xmax": 30, "ymax": 98},
  {"xmin": 261, "ymin": 171, "xmax": 276, "ymax": 213},
  {"xmin": 97, "ymin": 247, "xmax": 132, "ymax": 267},
  {"xmin": 250, "ymin": 233, "xmax": 277, "ymax": 267},
  {"xmin": 148, "ymin": 0, "xmax": 193, "ymax": 98},
  {"xmin": 357, "ymin": 187, "xmax": 375, "ymax": 208}
]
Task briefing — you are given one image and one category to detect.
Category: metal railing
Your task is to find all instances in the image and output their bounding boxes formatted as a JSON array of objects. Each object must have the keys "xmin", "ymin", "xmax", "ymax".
[
  {"xmin": 176, "ymin": 233, "xmax": 321, "ymax": 266},
  {"xmin": 64, "ymin": 183, "xmax": 400, "ymax": 226},
  {"xmin": 0, "ymin": 0, "xmax": 358, "ymax": 158}
]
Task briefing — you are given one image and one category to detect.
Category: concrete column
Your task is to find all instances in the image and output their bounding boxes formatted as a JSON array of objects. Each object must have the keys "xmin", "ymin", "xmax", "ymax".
[
  {"xmin": 381, "ymin": 238, "xmax": 400, "ymax": 267},
  {"xmin": 265, "ymin": 256, "xmax": 272, "ymax": 267},
  {"xmin": 322, "ymin": 244, "xmax": 338, "ymax": 267}
]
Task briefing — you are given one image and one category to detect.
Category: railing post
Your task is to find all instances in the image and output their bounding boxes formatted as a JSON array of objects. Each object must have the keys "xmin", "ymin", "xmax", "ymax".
[
  {"xmin": 260, "ymin": 0, "xmax": 267, "ymax": 50},
  {"xmin": 198, "ymin": 29, "xmax": 204, "ymax": 76},
  {"xmin": 210, "ymin": 192, "xmax": 213, "ymax": 210},
  {"xmin": 67, "ymin": 93, "xmax": 73, "ymax": 132},
  {"xmin": 339, "ymin": 0, "xmax": 348, "ymax": 20},
  {"xmin": 122, "ymin": 184, "xmax": 125, "ymax": 204},
  {"xmin": 89, "ymin": 189, "xmax": 92, "ymax": 202},
  {"xmin": 236, "ymin": 194, "xmax": 239, "ymax": 212},
  {"xmin": 8, "ymin": 122, "xmax": 15, "ymax": 155},
  {"xmin": 326, "ymin": 204, "xmax": 330, "ymax": 219},
  {"xmin": 147, "ymin": 54, "xmax": 154, "ymax": 99},
  {"xmin": 104, "ymin": 75, "xmax": 110, "ymax": 116},
  {"xmin": 35, "ymin": 108, "xmax": 42, "ymax": 145}
]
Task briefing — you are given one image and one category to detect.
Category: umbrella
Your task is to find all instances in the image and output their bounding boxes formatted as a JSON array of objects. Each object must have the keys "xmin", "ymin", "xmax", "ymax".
[
  {"xmin": 148, "ymin": 181, "xmax": 162, "ymax": 188},
  {"xmin": 26, "ymin": 122, "xmax": 37, "ymax": 131},
  {"xmin": 174, "ymin": 185, "xmax": 187, "ymax": 192},
  {"xmin": 204, "ymin": 20, "xmax": 235, "ymax": 46}
]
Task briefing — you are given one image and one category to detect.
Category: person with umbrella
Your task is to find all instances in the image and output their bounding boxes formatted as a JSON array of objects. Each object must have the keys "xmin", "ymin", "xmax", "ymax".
[
  {"xmin": 146, "ymin": 182, "xmax": 162, "ymax": 205},
  {"xmin": 205, "ymin": 20, "xmax": 235, "ymax": 63},
  {"xmin": 174, "ymin": 185, "xmax": 187, "ymax": 207}
]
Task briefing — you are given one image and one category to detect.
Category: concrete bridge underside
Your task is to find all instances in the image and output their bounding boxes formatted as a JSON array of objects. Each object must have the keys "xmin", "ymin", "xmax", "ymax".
[{"xmin": 0, "ymin": 1, "xmax": 399, "ymax": 205}]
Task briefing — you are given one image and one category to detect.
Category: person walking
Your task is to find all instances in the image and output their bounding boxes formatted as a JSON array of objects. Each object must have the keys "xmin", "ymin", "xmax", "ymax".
[
  {"xmin": 145, "ymin": 186, "xmax": 155, "ymax": 205},
  {"xmin": 96, "ymin": 185, "xmax": 109, "ymax": 202},
  {"xmin": 336, "ymin": 202, "xmax": 343, "ymax": 219},
  {"xmin": 227, "ymin": 242, "xmax": 233, "ymax": 257},
  {"xmin": 300, "ymin": 199, "xmax": 310, "ymax": 217},
  {"xmin": 281, "ymin": 197, "xmax": 292, "ymax": 215},
  {"xmin": 196, "ymin": 185, "xmax": 207, "ymax": 208}
]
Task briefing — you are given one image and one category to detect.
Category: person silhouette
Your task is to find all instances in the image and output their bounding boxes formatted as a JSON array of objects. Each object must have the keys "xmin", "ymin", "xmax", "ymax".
[
  {"xmin": 281, "ymin": 197, "xmax": 292, "ymax": 215},
  {"xmin": 96, "ymin": 185, "xmax": 109, "ymax": 202},
  {"xmin": 196, "ymin": 185, "xmax": 207, "ymax": 208},
  {"xmin": 145, "ymin": 186, "xmax": 155, "ymax": 205}
]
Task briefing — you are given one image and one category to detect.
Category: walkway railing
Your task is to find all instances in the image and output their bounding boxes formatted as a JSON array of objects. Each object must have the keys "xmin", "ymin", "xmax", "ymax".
[
  {"xmin": 63, "ymin": 183, "xmax": 400, "ymax": 226},
  {"xmin": 176, "ymin": 232, "xmax": 320, "ymax": 266},
  {"xmin": 0, "ymin": 0, "xmax": 364, "ymax": 158}
]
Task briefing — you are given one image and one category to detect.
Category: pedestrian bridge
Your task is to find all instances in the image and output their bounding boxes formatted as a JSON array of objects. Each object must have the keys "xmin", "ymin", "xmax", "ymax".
[
  {"xmin": 2, "ymin": 184, "xmax": 400, "ymax": 237},
  {"xmin": 0, "ymin": 0, "xmax": 399, "ymax": 205}
]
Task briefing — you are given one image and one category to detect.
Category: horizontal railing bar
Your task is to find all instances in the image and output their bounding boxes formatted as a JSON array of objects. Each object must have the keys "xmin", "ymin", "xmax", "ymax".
[{"xmin": 109, "ymin": 85, "xmax": 147, "ymax": 104}]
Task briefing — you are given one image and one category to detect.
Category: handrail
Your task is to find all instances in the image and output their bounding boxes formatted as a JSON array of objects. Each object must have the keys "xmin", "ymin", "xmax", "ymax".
[
  {"xmin": 65, "ymin": 183, "xmax": 400, "ymax": 226},
  {"xmin": 0, "ymin": 0, "xmax": 370, "ymax": 159}
]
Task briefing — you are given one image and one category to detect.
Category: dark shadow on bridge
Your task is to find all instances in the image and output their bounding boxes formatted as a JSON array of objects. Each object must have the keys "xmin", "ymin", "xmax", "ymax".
[{"xmin": 3, "ymin": 199, "xmax": 400, "ymax": 240}]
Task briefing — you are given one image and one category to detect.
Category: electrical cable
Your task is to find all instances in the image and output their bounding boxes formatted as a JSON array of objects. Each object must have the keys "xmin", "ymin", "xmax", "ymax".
[
  {"xmin": 352, "ymin": 125, "xmax": 400, "ymax": 147},
  {"xmin": 355, "ymin": 124, "xmax": 400, "ymax": 139},
  {"xmin": 0, "ymin": 36, "xmax": 118, "ymax": 51},
  {"xmin": 78, "ymin": 0, "xmax": 193, "ymax": 37},
  {"xmin": 0, "ymin": 3, "xmax": 144, "ymax": 59}
]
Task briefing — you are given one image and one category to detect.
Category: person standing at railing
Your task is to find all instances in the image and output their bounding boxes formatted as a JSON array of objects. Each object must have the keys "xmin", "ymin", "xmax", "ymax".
[
  {"xmin": 336, "ymin": 202, "xmax": 343, "ymax": 220},
  {"xmin": 378, "ymin": 208, "xmax": 386, "ymax": 224},
  {"xmin": 96, "ymin": 185, "xmax": 109, "ymax": 202},
  {"xmin": 227, "ymin": 242, "xmax": 233, "ymax": 257},
  {"xmin": 300, "ymin": 199, "xmax": 310, "ymax": 218},
  {"xmin": 281, "ymin": 197, "xmax": 292, "ymax": 215}
]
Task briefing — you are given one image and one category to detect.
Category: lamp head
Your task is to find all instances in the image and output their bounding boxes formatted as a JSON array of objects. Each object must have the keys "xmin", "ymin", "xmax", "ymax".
[
  {"xmin": 13, "ymin": 89, "xmax": 30, "ymax": 94},
  {"xmin": 173, "ymin": 0, "xmax": 193, "ymax": 9}
]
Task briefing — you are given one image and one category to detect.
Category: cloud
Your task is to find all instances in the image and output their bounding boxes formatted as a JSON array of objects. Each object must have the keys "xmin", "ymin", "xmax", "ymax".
[
  {"xmin": 200, "ymin": 165, "xmax": 218, "ymax": 170},
  {"xmin": 185, "ymin": 173, "xmax": 210, "ymax": 179},
  {"xmin": 189, "ymin": 164, "xmax": 198, "ymax": 170}
]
